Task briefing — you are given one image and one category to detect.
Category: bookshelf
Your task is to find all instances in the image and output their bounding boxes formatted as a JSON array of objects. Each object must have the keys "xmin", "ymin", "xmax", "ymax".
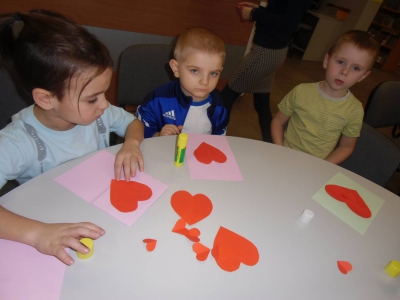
[{"xmin": 368, "ymin": 0, "xmax": 400, "ymax": 71}]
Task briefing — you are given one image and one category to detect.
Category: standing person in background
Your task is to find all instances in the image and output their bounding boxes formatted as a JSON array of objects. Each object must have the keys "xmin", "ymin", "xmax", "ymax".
[{"xmin": 221, "ymin": 0, "xmax": 313, "ymax": 142}]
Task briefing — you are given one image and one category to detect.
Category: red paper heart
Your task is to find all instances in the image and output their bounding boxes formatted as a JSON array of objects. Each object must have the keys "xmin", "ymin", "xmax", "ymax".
[
  {"xmin": 194, "ymin": 142, "xmax": 227, "ymax": 164},
  {"xmin": 211, "ymin": 226, "xmax": 259, "ymax": 272},
  {"xmin": 171, "ymin": 190, "xmax": 213, "ymax": 225},
  {"xmin": 186, "ymin": 228, "xmax": 201, "ymax": 242},
  {"xmin": 193, "ymin": 242, "xmax": 210, "ymax": 261},
  {"xmin": 337, "ymin": 261, "xmax": 352, "ymax": 274},
  {"xmin": 325, "ymin": 185, "xmax": 371, "ymax": 218},
  {"xmin": 110, "ymin": 179, "xmax": 152, "ymax": 212},
  {"xmin": 143, "ymin": 239, "xmax": 157, "ymax": 252},
  {"xmin": 171, "ymin": 218, "xmax": 201, "ymax": 242},
  {"xmin": 172, "ymin": 218, "xmax": 188, "ymax": 234}
]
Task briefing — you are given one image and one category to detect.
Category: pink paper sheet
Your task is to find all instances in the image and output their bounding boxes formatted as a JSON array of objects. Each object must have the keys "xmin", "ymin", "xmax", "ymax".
[
  {"xmin": 55, "ymin": 150, "xmax": 169, "ymax": 226},
  {"xmin": 0, "ymin": 239, "xmax": 66, "ymax": 300},
  {"xmin": 186, "ymin": 134, "xmax": 243, "ymax": 181}
]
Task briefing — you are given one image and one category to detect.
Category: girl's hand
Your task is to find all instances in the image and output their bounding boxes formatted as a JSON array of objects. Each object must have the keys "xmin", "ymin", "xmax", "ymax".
[
  {"xmin": 32, "ymin": 222, "xmax": 105, "ymax": 265},
  {"xmin": 159, "ymin": 124, "xmax": 183, "ymax": 136},
  {"xmin": 115, "ymin": 140, "xmax": 144, "ymax": 180}
]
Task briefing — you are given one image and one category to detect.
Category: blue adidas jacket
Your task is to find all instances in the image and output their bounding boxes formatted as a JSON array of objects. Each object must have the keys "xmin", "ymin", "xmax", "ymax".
[{"xmin": 136, "ymin": 80, "xmax": 229, "ymax": 138}]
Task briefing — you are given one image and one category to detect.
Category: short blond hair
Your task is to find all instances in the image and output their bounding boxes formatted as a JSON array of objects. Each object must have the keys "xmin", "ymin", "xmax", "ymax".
[
  {"xmin": 328, "ymin": 30, "xmax": 379, "ymax": 69},
  {"xmin": 174, "ymin": 27, "xmax": 226, "ymax": 63}
]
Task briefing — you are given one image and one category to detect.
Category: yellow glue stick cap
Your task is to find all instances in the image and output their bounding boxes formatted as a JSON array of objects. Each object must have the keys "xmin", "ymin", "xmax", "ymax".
[
  {"xmin": 385, "ymin": 260, "xmax": 400, "ymax": 278},
  {"xmin": 177, "ymin": 133, "xmax": 188, "ymax": 147},
  {"xmin": 77, "ymin": 237, "xmax": 94, "ymax": 259}
]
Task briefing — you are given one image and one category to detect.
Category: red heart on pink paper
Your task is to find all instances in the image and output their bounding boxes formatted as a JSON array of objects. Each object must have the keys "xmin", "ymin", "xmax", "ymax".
[
  {"xmin": 194, "ymin": 142, "xmax": 227, "ymax": 164},
  {"xmin": 110, "ymin": 179, "xmax": 152, "ymax": 213},
  {"xmin": 211, "ymin": 226, "xmax": 259, "ymax": 272},
  {"xmin": 171, "ymin": 191, "xmax": 213, "ymax": 225}
]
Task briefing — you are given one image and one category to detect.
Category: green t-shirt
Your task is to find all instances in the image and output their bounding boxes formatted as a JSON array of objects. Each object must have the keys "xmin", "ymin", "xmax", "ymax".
[{"xmin": 278, "ymin": 82, "xmax": 363, "ymax": 159}]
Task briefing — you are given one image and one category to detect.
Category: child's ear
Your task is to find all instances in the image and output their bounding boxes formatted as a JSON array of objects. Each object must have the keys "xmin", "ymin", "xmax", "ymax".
[
  {"xmin": 323, "ymin": 54, "xmax": 329, "ymax": 69},
  {"xmin": 357, "ymin": 70, "xmax": 371, "ymax": 83},
  {"xmin": 169, "ymin": 59, "xmax": 180, "ymax": 78},
  {"xmin": 32, "ymin": 88, "xmax": 55, "ymax": 110}
]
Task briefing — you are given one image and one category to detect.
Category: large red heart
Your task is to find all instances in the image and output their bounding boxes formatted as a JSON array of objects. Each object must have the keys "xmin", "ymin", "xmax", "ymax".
[
  {"xmin": 211, "ymin": 226, "xmax": 259, "ymax": 272},
  {"xmin": 171, "ymin": 190, "xmax": 213, "ymax": 225},
  {"xmin": 110, "ymin": 179, "xmax": 152, "ymax": 212},
  {"xmin": 325, "ymin": 184, "xmax": 371, "ymax": 218},
  {"xmin": 194, "ymin": 142, "xmax": 227, "ymax": 164}
]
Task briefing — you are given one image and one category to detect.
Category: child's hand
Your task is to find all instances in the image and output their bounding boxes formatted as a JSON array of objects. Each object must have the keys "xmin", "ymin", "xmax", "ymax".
[
  {"xmin": 32, "ymin": 222, "xmax": 105, "ymax": 265},
  {"xmin": 159, "ymin": 124, "xmax": 183, "ymax": 136},
  {"xmin": 114, "ymin": 140, "xmax": 144, "ymax": 180}
]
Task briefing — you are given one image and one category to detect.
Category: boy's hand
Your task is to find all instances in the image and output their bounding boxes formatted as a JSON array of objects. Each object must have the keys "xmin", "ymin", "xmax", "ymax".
[
  {"xmin": 32, "ymin": 222, "xmax": 105, "ymax": 266},
  {"xmin": 114, "ymin": 140, "xmax": 144, "ymax": 181},
  {"xmin": 159, "ymin": 124, "xmax": 183, "ymax": 136}
]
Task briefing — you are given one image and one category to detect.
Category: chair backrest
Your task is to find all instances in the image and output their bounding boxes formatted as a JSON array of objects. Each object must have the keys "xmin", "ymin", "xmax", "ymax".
[
  {"xmin": 117, "ymin": 44, "xmax": 175, "ymax": 108},
  {"xmin": 0, "ymin": 63, "xmax": 33, "ymax": 195},
  {"xmin": 364, "ymin": 81, "xmax": 400, "ymax": 128},
  {"xmin": 0, "ymin": 63, "xmax": 33, "ymax": 129},
  {"xmin": 339, "ymin": 123, "xmax": 400, "ymax": 187}
]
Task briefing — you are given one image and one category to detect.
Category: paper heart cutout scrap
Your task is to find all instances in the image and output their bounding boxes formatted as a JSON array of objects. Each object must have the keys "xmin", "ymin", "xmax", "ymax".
[
  {"xmin": 194, "ymin": 142, "xmax": 227, "ymax": 165},
  {"xmin": 337, "ymin": 261, "xmax": 352, "ymax": 274},
  {"xmin": 172, "ymin": 218, "xmax": 201, "ymax": 242},
  {"xmin": 110, "ymin": 179, "xmax": 152, "ymax": 213},
  {"xmin": 211, "ymin": 226, "xmax": 259, "ymax": 272},
  {"xmin": 143, "ymin": 239, "xmax": 157, "ymax": 252},
  {"xmin": 171, "ymin": 190, "xmax": 213, "ymax": 225},
  {"xmin": 325, "ymin": 184, "xmax": 371, "ymax": 218},
  {"xmin": 193, "ymin": 242, "xmax": 210, "ymax": 261}
]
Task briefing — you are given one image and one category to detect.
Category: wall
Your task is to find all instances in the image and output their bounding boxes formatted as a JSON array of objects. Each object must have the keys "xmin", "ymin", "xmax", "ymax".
[{"xmin": 0, "ymin": 0, "xmax": 252, "ymax": 76}]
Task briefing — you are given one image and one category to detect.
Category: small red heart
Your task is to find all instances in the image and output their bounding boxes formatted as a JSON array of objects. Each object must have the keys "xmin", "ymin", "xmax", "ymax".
[
  {"xmin": 143, "ymin": 239, "xmax": 157, "ymax": 252},
  {"xmin": 194, "ymin": 142, "xmax": 227, "ymax": 164},
  {"xmin": 171, "ymin": 218, "xmax": 201, "ymax": 242},
  {"xmin": 171, "ymin": 190, "xmax": 213, "ymax": 225},
  {"xmin": 325, "ymin": 185, "xmax": 371, "ymax": 218},
  {"xmin": 211, "ymin": 226, "xmax": 259, "ymax": 272},
  {"xmin": 185, "ymin": 228, "xmax": 201, "ymax": 242},
  {"xmin": 193, "ymin": 242, "xmax": 210, "ymax": 261},
  {"xmin": 337, "ymin": 261, "xmax": 352, "ymax": 274},
  {"xmin": 172, "ymin": 218, "xmax": 187, "ymax": 234},
  {"xmin": 110, "ymin": 179, "xmax": 152, "ymax": 212}
]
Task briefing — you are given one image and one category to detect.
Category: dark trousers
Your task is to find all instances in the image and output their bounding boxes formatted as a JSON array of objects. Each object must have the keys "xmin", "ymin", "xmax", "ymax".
[{"xmin": 221, "ymin": 85, "xmax": 272, "ymax": 143}]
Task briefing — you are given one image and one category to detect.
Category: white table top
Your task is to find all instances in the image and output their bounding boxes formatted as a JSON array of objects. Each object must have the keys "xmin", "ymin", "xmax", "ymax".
[{"xmin": 1, "ymin": 136, "xmax": 400, "ymax": 299}]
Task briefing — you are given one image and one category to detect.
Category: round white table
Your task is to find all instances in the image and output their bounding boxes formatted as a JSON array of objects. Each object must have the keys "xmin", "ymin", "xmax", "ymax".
[{"xmin": 1, "ymin": 136, "xmax": 400, "ymax": 299}]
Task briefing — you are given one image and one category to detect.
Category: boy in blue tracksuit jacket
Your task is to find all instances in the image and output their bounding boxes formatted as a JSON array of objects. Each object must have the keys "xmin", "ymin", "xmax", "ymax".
[{"xmin": 137, "ymin": 28, "xmax": 229, "ymax": 138}]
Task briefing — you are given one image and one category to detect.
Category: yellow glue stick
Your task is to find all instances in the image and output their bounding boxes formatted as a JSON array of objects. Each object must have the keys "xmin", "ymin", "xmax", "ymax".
[
  {"xmin": 77, "ymin": 237, "xmax": 94, "ymax": 259},
  {"xmin": 174, "ymin": 133, "xmax": 188, "ymax": 167},
  {"xmin": 385, "ymin": 260, "xmax": 400, "ymax": 278}
]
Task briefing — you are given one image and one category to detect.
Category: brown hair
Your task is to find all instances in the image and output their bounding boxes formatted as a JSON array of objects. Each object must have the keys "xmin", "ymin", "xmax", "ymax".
[
  {"xmin": 0, "ymin": 10, "xmax": 113, "ymax": 101},
  {"xmin": 328, "ymin": 30, "xmax": 379, "ymax": 69},
  {"xmin": 174, "ymin": 27, "xmax": 226, "ymax": 63}
]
